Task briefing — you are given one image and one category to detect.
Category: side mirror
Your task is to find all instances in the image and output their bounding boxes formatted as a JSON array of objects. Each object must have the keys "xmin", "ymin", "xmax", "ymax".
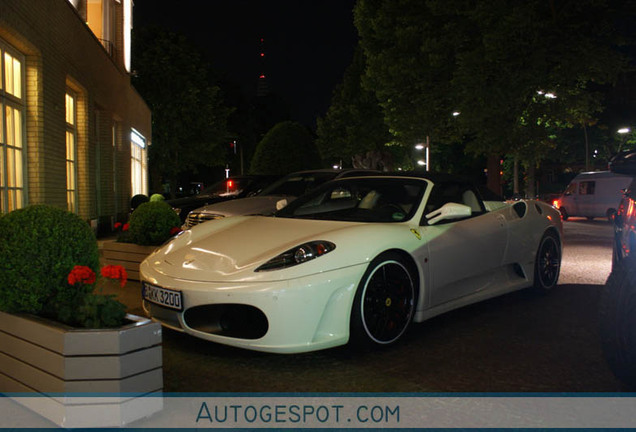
[
  {"xmin": 426, "ymin": 202, "xmax": 472, "ymax": 225},
  {"xmin": 276, "ymin": 199, "xmax": 288, "ymax": 211}
]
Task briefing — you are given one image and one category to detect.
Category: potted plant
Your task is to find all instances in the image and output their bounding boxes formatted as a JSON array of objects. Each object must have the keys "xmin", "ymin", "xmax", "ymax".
[
  {"xmin": 102, "ymin": 199, "xmax": 182, "ymax": 280},
  {"xmin": 0, "ymin": 205, "xmax": 162, "ymax": 427}
]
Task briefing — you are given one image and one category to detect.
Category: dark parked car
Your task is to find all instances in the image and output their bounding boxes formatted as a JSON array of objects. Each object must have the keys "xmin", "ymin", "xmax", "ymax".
[
  {"xmin": 167, "ymin": 175, "xmax": 280, "ymax": 223},
  {"xmin": 184, "ymin": 169, "xmax": 379, "ymax": 228},
  {"xmin": 600, "ymin": 150, "xmax": 636, "ymax": 388}
]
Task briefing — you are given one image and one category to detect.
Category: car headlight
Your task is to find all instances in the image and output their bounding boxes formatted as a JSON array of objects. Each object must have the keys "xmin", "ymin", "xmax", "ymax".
[{"xmin": 255, "ymin": 241, "xmax": 336, "ymax": 272}]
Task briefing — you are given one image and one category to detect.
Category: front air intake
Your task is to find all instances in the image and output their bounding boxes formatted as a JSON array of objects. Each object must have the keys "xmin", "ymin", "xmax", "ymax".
[{"xmin": 183, "ymin": 304, "xmax": 268, "ymax": 339}]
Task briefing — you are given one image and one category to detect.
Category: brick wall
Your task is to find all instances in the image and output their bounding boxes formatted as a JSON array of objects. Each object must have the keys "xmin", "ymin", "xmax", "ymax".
[{"xmin": 0, "ymin": 0, "xmax": 151, "ymax": 234}]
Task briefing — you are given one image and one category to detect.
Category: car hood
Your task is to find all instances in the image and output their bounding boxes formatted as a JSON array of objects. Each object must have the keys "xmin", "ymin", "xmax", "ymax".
[
  {"xmin": 192, "ymin": 195, "xmax": 293, "ymax": 218},
  {"xmin": 167, "ymin": 194, "xmax": 217, "ymax": 206},
  {"xmin": 143, "ymin": 216, "xmax": 378, "ymax": 282}
]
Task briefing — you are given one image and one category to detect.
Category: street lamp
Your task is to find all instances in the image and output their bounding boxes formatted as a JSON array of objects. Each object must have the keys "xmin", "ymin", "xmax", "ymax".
[
  {"xmin": 618, "ymin": 127, "xmax": 632, "ymax": 154},
  {"xmin": 414, "ymin": 138, "xmax": 430, "ymax": 171}
]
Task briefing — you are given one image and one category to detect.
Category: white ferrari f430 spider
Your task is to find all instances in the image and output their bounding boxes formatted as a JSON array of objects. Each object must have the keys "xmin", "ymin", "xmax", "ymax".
[{"xmin": 140, "ymin": 173, "xmax": 562, "ymax": 353}]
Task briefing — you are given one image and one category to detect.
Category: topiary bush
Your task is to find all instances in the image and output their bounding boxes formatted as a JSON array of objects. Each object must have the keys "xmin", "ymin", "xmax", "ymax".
[
  {"xmin": 0, "ymin": 205, "xmax": 98, "ymax": 315},
  {"xmin": 250, "ymin": 121, "xmax": 322, "ymax": 175},
  {"xmin": 0, "ymin": 205, "xmax": 126, "ymax": 328},
  {"xmin": 127, "ymin": 200, "xmax": 182, "ymax": 246},
  {"xmin": 130, "ymin": 193, "xmax": 149, "ymax": 211}
]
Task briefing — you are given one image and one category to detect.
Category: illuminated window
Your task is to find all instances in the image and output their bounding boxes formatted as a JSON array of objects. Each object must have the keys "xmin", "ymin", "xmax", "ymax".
[
  {"xmin": 0, "ymin": 41, "xmax": 25, "ymax": 213},
  {"xmin": 86, "ymin": 0, "xmax": 104, "ymax": 41},
  {"xmin": 66, "ymin": 91, "xmax": 78, "ymax": 212},
  {"xmin": 3, "ymin": 51, "xmax": 21, "ymax": 99},
  {"xmin": 131, "ymin": 128, "xmax": 147, "ymax": 196}
]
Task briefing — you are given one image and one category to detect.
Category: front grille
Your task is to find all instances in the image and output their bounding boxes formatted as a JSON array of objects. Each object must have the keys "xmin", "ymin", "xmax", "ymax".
[{"xmin": 185, "ymin": 212, "xmax": 224, "ymax": 228}]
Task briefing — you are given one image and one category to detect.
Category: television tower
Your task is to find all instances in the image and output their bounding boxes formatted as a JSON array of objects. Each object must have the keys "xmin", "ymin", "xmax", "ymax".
[{"xmin": 256, "ymin": 37, "xmax": 269, "ymax": 97}]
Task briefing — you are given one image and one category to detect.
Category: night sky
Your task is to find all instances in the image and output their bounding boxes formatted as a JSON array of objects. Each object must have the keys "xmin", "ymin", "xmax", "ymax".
[{"xmin": 132, "ymin": 0, "xmax": 358, "ymax": 127}]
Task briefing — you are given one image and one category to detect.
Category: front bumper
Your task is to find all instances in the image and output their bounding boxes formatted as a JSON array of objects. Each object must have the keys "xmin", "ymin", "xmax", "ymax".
[{"xmin": 140, "ymin": 264, "xmax": 366, "ymax": 353}]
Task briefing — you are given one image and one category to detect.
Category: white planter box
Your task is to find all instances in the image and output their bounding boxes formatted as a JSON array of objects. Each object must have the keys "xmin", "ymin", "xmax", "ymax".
[
  {"xmin": 100, "ymin": 240, "xmax": 156, "ymax": 280},
  {"xmin": 0, "ymin": 311, "xmax": 163, "ymax": 427}
]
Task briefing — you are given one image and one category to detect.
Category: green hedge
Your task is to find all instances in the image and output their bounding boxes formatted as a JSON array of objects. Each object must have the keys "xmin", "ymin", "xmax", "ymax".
[
  {"xmin": 127, "ymin": 201, "xmax": 182, "ymax": 246},
  {"xmin": 0, "ymin": 205, "xmax": 125, "ymax": 328}
]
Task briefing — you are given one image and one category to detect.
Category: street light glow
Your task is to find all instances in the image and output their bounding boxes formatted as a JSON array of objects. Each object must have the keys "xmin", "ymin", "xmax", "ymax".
[
  {"xmin": 415, "ymin": 138, "xmax": 430, "ymax": 171},
  {"xmin": 537, "ymin": 90, "xmax": 557, "ymax": 99},
  {"xmin": 618, "ymin": 127, "xmax": 631, "ymax": 134}
]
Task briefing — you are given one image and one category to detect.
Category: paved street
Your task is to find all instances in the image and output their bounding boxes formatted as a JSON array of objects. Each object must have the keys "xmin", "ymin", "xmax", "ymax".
[{"xmin": 108, "ymin": 218, "xmax": 626, "ymax": 393}]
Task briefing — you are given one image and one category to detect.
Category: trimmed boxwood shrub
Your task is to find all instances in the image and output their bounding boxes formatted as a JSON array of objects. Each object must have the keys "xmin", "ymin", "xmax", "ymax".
[
  {"xmin": 0, "ymin": 205, "xmax": 98, "ymax": 314},
  {"xmin": 0, "ymin": 205, "xmax": 126, "ymax": 328},
  {"xmin": 127, "ymin": 200, "xmax": 181, "ymax": 246}
]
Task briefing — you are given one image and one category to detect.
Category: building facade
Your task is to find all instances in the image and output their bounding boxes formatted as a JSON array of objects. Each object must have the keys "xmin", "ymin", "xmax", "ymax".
[{"xmin": 0, "ymin": 0, "xmax": 151, "ymax": 235}]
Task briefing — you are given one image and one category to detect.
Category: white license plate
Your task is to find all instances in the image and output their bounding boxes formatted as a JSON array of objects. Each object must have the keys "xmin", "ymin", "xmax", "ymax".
[{"xmin": 142, "ymin": 282, "xmax": 183, "ymax": 311}]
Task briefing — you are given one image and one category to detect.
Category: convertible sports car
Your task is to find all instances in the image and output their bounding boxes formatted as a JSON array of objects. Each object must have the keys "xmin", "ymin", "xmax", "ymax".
[{"xmin": 140, "ymin": 173, "xmax": 563, "ymax": 353}]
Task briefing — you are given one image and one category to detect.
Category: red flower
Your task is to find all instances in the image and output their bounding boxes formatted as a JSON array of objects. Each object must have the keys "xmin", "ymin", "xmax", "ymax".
[
  {"xmin": 101, "ymin": 265, "xmax": 128, "ymax": 288},
  {"xmin": 122, "ymin": 223, "xmax": 130, "ymax": 231},
  {"xmin": 114, "ymin": 222, "xmax": 122, "ymax": 230},
  {"xmin": 67, "ymin": 265, "xmax": 96, "ymax": 286},
  {"xmin": 170, "ymin": 226, "xmax": 182, "ymax": 236}
]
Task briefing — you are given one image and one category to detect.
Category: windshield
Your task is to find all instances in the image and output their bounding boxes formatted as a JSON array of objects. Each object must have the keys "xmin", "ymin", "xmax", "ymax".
[
  {"xmin": 276, "ymin": 177, "xmax": 427, "ymax": 222},
  {"xmin": 259, "ymin": 172, "xmax": 340, "ymax": 197}
]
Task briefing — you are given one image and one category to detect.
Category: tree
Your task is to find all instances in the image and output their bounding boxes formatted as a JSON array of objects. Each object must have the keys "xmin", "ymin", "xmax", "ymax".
[
  {"xmin": 452, "ymin": 0, "xmax": 629, "ymax": 195},
  {"xmin": 250, "ymin": 121, "xmax": 322, "ymax": 175},
  {"xmin": 355, "ymin": 0, "xmax": 634, "ymax": 195},
  {"xmin": 316, "ymin": 47, "xmax": 393, "ymax": 169},
  {"xmin": 132, "ymin": 27, "xmax": 232, "ymax": 197}
]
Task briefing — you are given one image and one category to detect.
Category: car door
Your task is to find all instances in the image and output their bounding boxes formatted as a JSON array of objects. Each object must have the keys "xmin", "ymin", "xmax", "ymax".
[
  {"xmin": 419, "ymin": 184, "xmax": 508, "ymax": 307},
  {"xmin": 560, "ymin": 181, "xmax": 580, "ymax": 216}
]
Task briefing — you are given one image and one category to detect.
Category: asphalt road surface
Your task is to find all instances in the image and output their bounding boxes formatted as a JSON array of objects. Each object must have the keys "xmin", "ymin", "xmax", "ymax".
[{"xmin": 112, "ymin": 217, "xmax": 626, "ymax": 393}]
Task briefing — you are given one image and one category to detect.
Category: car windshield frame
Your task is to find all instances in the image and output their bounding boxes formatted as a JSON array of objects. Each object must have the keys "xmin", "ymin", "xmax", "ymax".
[{"xmin": 275, "ymin": 177, "xmax": 428, "ymax": 223}]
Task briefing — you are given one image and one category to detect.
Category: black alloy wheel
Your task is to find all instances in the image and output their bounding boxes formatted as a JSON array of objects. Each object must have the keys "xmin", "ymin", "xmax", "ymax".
[
  {"xmin": 532, "ymin": 231, "xmax": 561, "ymax": 292},
  {"xmin": 350, "ymin": 252, "xmax": 416, "ymax": 348}
]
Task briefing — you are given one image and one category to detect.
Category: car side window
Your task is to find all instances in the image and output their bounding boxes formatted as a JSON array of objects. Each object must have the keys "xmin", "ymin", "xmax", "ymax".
[
  {"xmin": 564, "ymin": 182, "xmax": 577, "ymax": 195},
  {"xmin": 579, "ymin": 181, "xmax": 596, "ymax": 195}
]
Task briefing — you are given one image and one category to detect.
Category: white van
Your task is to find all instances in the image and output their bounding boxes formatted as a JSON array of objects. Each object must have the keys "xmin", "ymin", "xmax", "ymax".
[{"xmin": 554, "ymin": 171, "xmax": 632, "ymax": 220}]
